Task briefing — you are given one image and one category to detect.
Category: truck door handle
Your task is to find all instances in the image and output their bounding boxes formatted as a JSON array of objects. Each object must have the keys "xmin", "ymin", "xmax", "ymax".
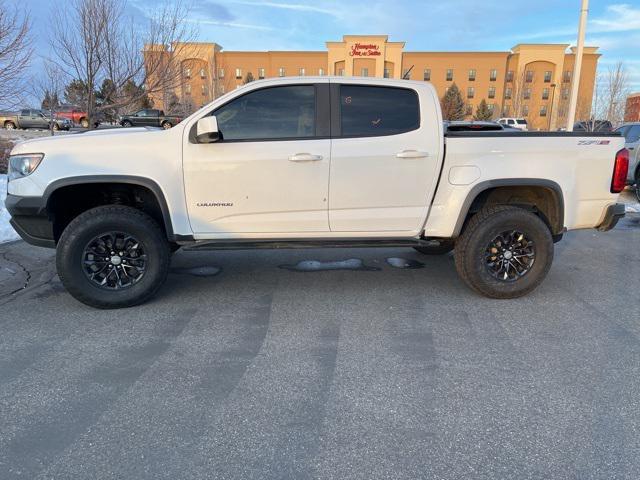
[
  {"xmin": 288, "ymin": 153, "xmax": 323, "ymax": 162},
  {"xmin": 396, "ymin": 150, "xmax": 429, "ymax": 159}
]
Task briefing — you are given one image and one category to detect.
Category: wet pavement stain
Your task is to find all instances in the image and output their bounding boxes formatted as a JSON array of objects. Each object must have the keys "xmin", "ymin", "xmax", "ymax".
[
  {"xmin": 279, "ymin": 258, "xmax": 381, "ymax": 272},
  {"xmin": 170, "ymin": 266, "xmax": 221, "ymax": 277},
  {"xmin": 385, "ymin": 258, "xmax": 426, "ymax": 269}
]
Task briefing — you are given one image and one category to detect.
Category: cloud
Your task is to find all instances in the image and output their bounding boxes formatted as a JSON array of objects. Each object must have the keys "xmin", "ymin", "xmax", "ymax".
[
  {"xmin": 229, "ymin": 1, "xmax": 338, "ymax": 17},
  {"xmin": 191, "ymin": 1, "xmax": 235, "ymax": 22},
  {"xmin": 590, "ymin": 3, "xmax": 640, "ymax": 33},
  {"xmin": 187, "ymin": 19, "xmax": 274, "ymax": 31}
]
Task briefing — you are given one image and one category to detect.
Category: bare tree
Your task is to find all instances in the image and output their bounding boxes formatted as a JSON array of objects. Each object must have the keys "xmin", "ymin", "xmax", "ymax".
[
  {"xmin": 30, "ymin": 61, "xmax": 66, "ymax": 135},
  {"xmin": 601, "ymin": 62, "xmax": 629, "ymax": 127},
  {"xmin": 0, "ymin": 2, "xmax": 32, "ymax": 109},
  {"xmin": 51, "ymin": 0, "xmax": 199, "ymax": 126}
]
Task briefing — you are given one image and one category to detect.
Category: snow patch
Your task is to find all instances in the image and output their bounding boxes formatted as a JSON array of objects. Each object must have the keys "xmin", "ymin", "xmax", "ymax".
[
  {"xmin": 280, "ymin": 258, "xmax": 380, "ymax": 272},
  {"xmin": 0, "ymin": 174, "xmax": 19, "ymax": 243}
]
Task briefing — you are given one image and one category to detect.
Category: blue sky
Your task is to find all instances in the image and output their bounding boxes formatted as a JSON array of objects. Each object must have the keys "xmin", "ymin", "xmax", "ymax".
[{"xmin": 13, "ymin": 0, "xmax": 640, "ymax": 90}]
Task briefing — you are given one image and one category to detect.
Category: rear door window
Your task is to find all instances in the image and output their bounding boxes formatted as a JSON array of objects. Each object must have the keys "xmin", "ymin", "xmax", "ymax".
[
  {"xmin": 339, "ymin": 85, "xmax": 420, "ymax": 137},
  {"xmin": 627, "ymin": 125, "xmax": 640, "ymax": 142}
]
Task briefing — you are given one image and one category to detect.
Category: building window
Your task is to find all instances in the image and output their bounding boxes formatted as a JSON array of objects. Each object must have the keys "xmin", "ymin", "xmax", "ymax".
[
  {"xmin": 445, "ymin": 87, "xmax": 450, "ymax": 94},
  {"xmin": 563, "ymin": 70, "xmax": 572, "ymax": 83},
  {"xmin": 402, "ymin": 68, "xmax": 411, "ymax": 79},
  {"xmin": 559, "ymin": 106, "xmax": 566, "ymax": 117},
  {"xmin": 488, "ymin": 103, "xmax": 495, "ymax": 113},
  {"xmin": 562, "ymin": 87, "xmax": 569, "ymax": 100},
  {"xmin": 185, "ymin": 84, "xmax": 191, "ymax": 95},
  {"xmin": 488, "ymin": 87, "xmax": 496, "ymax": 99},
  {"xmin": 184, "ymin": 68, "xmax": 191, "ymax": 79},
  {"xmin": 258, "ymin": 68, "xmax": 265, "ymax": 79},
  {"xmin": 506, "ymin": 70, "xmax": 514, "ymax": 82},
  {"xmin": 446, "ymin": 69, "xmax": 453, "ymax": 81},
  {"xmin": 468, "ymin": 69, "xmax": 476, "ymax": 81},
  {"xmin": 540, "ymin": 105, "xmax": 547, "ymax": 117},
  {"xmin": 466, "ymin": 104, "xmax": 473, "ymax": 115},
  {"xmin": 200, "ymin": 68, "xmax": 206, "ymax": 79},
  {"xmin": 522, "ymin": 104, "xmax": 529, "ymax": 116},
  {"xmin": 279, "ymin": 67, "xmax": 286, "ymax": 77},
  {"xmin": 504, "ymin": 87, "xmax": 512, "ymax": 100},
  {"xmin": 235, "ymin": 68, "xmax": 242, "ymax": 79},
  {"xmin": 542, "ymin": 88, "xmax": 550, "ymax": 100},
  {"xmin": 318, "ymin": 68, "xmax": 325, "ymax": 76},
  {"xmin": 490, "ymin": 69, "xmax": 497, "ymax": 81},
  {"xmin": 423, "ymin": 69, "xmax": 431, "ymax": 81},
  {"xmin": 544, "ymin": 71, "xmax": 552, "ymax": 83},
  {"xmin": 218, "ymin": 68, "xmax": 224, "ymax": 79},
  {"xmin": 384, "ymin": 68, "xmax": 391, "ymax": 78},
  {"xmin": 299, "ymin": 67, "xmax": 305, "ymax": 76},
  {"xmin": 361, "ymin": 68, "xmax": 369, "ymax": 77},
  {"xmin": 219, "ymin": 85, "xmax": 225, "ymax": 94},
  {"xmin": 338, "ymin": 68, "xmax": 345, "ymax": 76},
  {"xmin": 201, "ymin": 85, "xmax": 207, "ymax": 96},
  {"xmin": 523, "ymin": 88, "xmax": 531, "ymax": 100},
  {"xmin": 502, "ymin": 105, "xmax": 510, "ymax": 116},
  {"xmin": 467, "ymin": 87, "xmax": 475, "ymax": 99},
  {"xmin": 525, "ymin": 70, "xmax": 534, "ymax": 83}
]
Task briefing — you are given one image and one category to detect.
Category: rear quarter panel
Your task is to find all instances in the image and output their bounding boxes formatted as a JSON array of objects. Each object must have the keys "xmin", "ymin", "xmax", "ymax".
[{"xmin": 425, "ymin": 135, "xmax": 625, "ymax": 237}]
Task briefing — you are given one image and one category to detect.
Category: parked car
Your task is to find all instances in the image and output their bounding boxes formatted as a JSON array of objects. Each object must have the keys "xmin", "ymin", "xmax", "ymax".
[
  {"xmin": 0, "ymin": 109, "xmax": 71, "ymax": 131},
  {"xmin": 573, "ymin": 120, "xmax": 613, "ymax": 132},
  {"xmin": 55, "ymin": 105, "xmax": 97, "ymax": 128},
  {"xmin": 615, "ymin": 122, "xmax": 640, "ymax": 200},
  {"xmin": 6, "ymin": 76, "xmax": 627, "ymax": 308},
  {"xmin": 497, "ymin": 118, "xmax": 529, "ymax": 131},
  {"xmin": 119, "ymin": 109, "xmax": 182, "ymax": 129}
]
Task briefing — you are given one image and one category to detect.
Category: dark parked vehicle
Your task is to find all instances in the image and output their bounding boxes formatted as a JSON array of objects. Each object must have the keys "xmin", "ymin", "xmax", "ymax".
[
  {"xmin": 0, "ymin": 109, "xmax": 71, "ymax": 131},
  {"xmin": 573, "ymin": 120, "xmax": 613, "ymax": 132},
  {"xmin": 119, "ymin": 109, "xmax": 182, "ymax": 129}
]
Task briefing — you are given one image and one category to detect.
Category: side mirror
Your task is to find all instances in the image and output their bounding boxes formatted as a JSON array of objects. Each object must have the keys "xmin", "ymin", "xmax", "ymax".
[{"xmin": 196, "ymin": 116, "xmax": 220, "ymax": 143}]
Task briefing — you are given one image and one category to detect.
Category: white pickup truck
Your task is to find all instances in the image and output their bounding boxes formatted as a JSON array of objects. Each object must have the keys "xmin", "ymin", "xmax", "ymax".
[{"xmin": 6, "ymin": 77, "xmax": 629, "ymax": 308}]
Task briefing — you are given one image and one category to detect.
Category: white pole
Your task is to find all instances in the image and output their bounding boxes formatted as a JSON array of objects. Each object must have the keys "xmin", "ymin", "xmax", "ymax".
[{"xmin": 567, "ymin": 0, "xmax": 589, "ymax": 131}]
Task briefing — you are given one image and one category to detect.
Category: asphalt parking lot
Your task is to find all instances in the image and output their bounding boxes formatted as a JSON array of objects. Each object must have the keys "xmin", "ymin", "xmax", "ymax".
[{"xmin": 0, "ymin": 214, "xmax": 639, "ymax": 479}]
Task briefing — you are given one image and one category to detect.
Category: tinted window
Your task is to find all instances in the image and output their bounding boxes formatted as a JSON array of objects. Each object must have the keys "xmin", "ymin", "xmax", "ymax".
[
  {"xmin": 516, "ymin": 119, "xmax": 527, "ymax": 125},
  {"xmin": 213, "ymin": 85, "xmax": 315, "ymax": 141},
  {"xmin": 627, "ymin": 125, "xmax": 640, "ymax": 142},
  {"xmin": 339, "ymin": 85, "xmax": 419, "ymax": 137}
]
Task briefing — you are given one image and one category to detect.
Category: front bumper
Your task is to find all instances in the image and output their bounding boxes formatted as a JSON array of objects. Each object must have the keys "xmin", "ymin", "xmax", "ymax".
[
  {"xmin": 5, "ymin": 194, "xmax": 56, "ymax": 248},
  {"xmin": 596, "ymin": 203, "xmax": 626, "ymax": 232}
]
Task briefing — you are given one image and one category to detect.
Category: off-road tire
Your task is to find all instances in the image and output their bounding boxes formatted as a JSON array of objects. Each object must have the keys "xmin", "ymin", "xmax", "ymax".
[
  {"xmin": 635, "ymin": 169, "xmax": 640, "ymax": 202},
  {"xmin": 4, "ymin": 121, "xmax": 16, "ymax": 130},
  {"xmin": 122, "ymin": 120, "xmax": 133, "ymax": 127},
  {"xmin": 56, "ymin": 205, "xmax": 170, "ymax": 309},
  {"xmin": 454, "ymin": 205, "xmax": 554, "ymax": 299},
  {"xmin": 413, "ymin": 241, "xmax": 454, "ymax": 255},
  {"xmin": 161, "ymin": 121, "xmax": 173, "ymax": 130},
  {"xmin": 80, "ymin": 118, "xmax": 89, "ymax": 128}
]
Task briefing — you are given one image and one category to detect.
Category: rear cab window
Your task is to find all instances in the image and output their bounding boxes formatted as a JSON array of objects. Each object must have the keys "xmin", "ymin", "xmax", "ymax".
[{"xmin": 338, "ymin": 85, "xmax": 420, "ymax": 137}]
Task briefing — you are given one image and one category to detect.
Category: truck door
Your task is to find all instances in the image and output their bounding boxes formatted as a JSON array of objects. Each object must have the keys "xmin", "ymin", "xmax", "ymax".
[
  {"xmin": 183, "ymin": 81, "xmax": 331, "ymax": 234},
  {"xmin": 328, "ymin": 81, "xmax": 442, "ymax": 233},
  {"xmin": 20, "ymin": 110, "xmax": 34, "ymax": 128}
]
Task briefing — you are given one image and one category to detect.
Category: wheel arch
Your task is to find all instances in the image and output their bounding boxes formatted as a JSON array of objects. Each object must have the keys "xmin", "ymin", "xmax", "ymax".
[
  {"xmin": 452, "ymin": 179, "xmax": 565, "ymax": 237},
  {"xmin": 44, "ymin": 176, "xmax": 176, "ymax": 242}
]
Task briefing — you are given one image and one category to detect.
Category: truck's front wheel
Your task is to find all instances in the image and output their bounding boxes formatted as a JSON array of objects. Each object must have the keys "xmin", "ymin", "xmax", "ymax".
[
  {"xmin": 56, "ymin": 206, "xmax": 170, "ymax": 309},
  {"xmin": 454, "ymin": 206, "xmax": 553, "ymax": 299}
]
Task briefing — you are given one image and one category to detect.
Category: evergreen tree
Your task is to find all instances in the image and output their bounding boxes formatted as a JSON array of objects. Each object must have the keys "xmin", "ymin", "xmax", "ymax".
[
  {"xmin": 440, "ymin": 83, "xmax": 465, "ymax": 121},
  {"xmin": 474, "ymin": 99, "xmax": 493, "ymax": 121},
  {"xmin": 41, "ymin": 91, "xmax": 60, "ymax": 111},
  {"xmin": 63, "ymin": 79, "xmax": 90, "ymax": 107},
  {"xmin": 244, "ymin": 71, "xmax": 255, "ymax": 84}
]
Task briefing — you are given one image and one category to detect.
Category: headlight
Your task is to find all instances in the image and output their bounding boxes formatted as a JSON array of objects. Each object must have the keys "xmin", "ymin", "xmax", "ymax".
[{"xmin": 8, "ymin": 154, "xmax": 44, "ymax": 181}]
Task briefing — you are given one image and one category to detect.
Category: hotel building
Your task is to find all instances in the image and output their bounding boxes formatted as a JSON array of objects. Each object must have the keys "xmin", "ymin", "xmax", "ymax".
[{"xmin": 144, "ymin": 35, "xmax": 600, "ymax": 131}]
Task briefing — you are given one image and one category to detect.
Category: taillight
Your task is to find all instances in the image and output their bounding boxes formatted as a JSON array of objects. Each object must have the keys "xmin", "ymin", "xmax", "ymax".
[{"xmin": 611, "ymin": 148, "xmax": 629, "ymax": 193}]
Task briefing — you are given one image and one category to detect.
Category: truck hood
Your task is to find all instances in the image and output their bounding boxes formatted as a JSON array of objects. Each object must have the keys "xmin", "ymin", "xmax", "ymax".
[{"xmin": 10, "ymin": 127, "xmax": 170, "ymax": 155}]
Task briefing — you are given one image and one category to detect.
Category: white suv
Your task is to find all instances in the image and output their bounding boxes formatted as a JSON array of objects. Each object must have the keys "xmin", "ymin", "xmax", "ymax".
[{"xmin": 498, "ymin": 118, "xmax": 528, "ymax": 131}]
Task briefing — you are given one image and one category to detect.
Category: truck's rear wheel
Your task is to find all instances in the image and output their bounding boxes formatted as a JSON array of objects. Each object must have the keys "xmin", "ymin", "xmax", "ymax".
[
  {"xmin": 80, "ymin": 118, "xmax": 89, "ymax": 128},
  {"xmin": 635, "ymin": 170, "xmax": 640, "ymax": 202},
  {"xmin": 4, "ymin": 121, "xmax": 16, "ymax": 130},
  {"xmin": 122, "ymin": 120, "xmax": 133, "ymax": 127},
  {"xmin": 454, "ymin": 205, "xmax": 553, "ymax": 299},
  {"xmin": 56, "ymin": 205, "xmax": 170, "ymax": 309},
  {"xmin": 161, "ymin": 121, "xmax": 173, "ymax": 129}
]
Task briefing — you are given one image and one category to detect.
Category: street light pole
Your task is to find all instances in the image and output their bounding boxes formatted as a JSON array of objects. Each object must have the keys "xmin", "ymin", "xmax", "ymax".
[{"xmin": 567, "ymin": 0, "xmax": 589, "ymax": 131}]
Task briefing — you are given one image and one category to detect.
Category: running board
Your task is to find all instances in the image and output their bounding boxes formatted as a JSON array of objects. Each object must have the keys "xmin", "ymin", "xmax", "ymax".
[{"xmin": 182, "ymin": 238, "xmax": 444, "ymax": 251}]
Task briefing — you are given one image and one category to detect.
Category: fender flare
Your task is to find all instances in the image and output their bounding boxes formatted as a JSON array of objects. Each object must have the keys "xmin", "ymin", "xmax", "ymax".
[
  {"xmin": 43, "ymin": 175, "xmax": 177, "ymax": 241},
  {"xmin": 452, "ymin": 178, "xmax": 565, "ymax": 237}
]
